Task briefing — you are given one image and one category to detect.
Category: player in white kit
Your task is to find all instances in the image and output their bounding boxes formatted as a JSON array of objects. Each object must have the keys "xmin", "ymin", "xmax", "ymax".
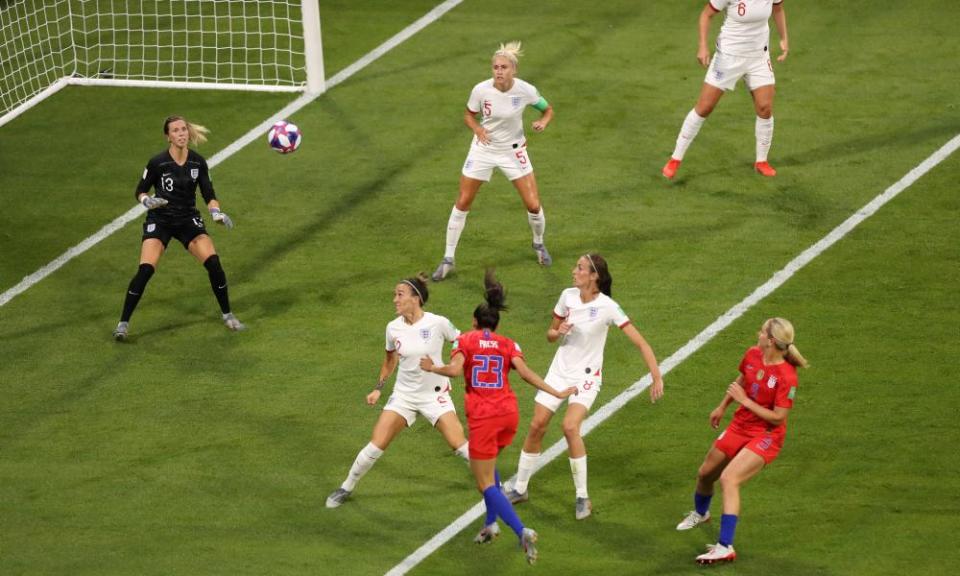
[
  {"xmin": 505, "ymin": 254, "xmax": 665, "ymax": 520},
  {"xmin": 326, "ymin": 274, "xmax": 469, "ymax": 508},
  {"xmin": 432, "ymin": 41, "xmax": 555, "ymax": 282},
  {"xmin": 662, "ymin": 0, "xmax": 789, "ymax": 179}
]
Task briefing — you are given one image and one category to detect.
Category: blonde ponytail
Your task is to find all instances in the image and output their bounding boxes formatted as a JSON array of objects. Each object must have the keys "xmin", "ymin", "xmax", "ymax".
[
  {"xmin": 766, "ymin": 317, "xmax": 809, "ymax": 368},
  {"xmin": 163, "ymin": 115, "xmax": 209, "ymax": 146},
  {"xmin": 187, "ymin": 122, "xmax": 209, "ymax": 146},
  {"xmin": 493, "ymin": 41, "xmax": 523, "ymax": 68}
]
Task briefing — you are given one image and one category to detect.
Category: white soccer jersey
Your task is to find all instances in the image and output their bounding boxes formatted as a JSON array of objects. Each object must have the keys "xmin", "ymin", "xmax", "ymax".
[
  {"xmin": 385, "ymin": 312, "xmax": 460, "ymax": 399},
  {"xmin": 546, "ymin": 288, "xmax": 631, "ymax": 380},
  {"xmin": 466, "ymin": 78, "xmax": 542, "ymax": 152},
  {"xmin": 711, "ymin": 0, "xmax": 782, "ymax": 56}
]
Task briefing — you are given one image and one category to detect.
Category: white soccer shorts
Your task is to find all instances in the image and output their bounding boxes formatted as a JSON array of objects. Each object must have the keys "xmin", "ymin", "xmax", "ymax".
[
  {"xmin": 383, "ymin": 391, "xmax": 457, "ymax": 427},
  {"xmin": 461, "ymin": 142, "xmax": 534, "ymax": 182},
  {"xmin": 534, "ymin": 371, "xmax": 602, "ymax": 413},
  {"xmin": 705, "ymin": 51, "xmax": 775, "ymax": 92}
]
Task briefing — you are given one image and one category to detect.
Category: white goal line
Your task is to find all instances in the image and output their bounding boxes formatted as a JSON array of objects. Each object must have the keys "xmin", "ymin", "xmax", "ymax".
[
  {"xmin": 384, "ymin": 132, "xmax": 960, "ymax": 575},
  {"xmin": 0, "ymin": 0, "xmax": 465, "ymax": 309}
]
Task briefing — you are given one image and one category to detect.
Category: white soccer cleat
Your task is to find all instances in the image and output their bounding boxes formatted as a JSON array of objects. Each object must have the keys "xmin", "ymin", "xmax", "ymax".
[
  {"xmin": 532, "ymin": 243, "xmax": 552, "ymax": 266},
  {"xmin": 696, "ymin": 543, "xmax": 736, "ymax": 565},
  {"xmin": 575, "ymin": 497, "xmax": 592, "ymax": 520},
  {"xmin": 113, "ymin": 321, "xmax": 129, "ymax": 341},
  {"xmin": 223, "ymin": 312, "xmax": 246, "ymax": 331},
  {"xmin": 431, "ymin": 257, "xmax": 455, "ymax": 282},
  {"xmin": 474, "ymin": 522, "xmax": 501, "ymax": 544},
  {"xmin": 520, "ymin": 527, "xmax": 539, "ymax": 564},
  {"xmin": 325, "ymin": 488, "xmax": 351, "ymax": 509},
  {"xmin": 676, "ymin": 510, "xmax": 711, "ymax": 531}
]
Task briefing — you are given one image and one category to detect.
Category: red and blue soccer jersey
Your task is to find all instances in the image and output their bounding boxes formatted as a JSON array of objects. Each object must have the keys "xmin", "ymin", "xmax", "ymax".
[
  {"xmin": 731, "ymin": 346, "xmax": 798, "ymax": 436},
  {"xmin": 452, "ymin": 329, "xmax": 523, "ymax": 422}
]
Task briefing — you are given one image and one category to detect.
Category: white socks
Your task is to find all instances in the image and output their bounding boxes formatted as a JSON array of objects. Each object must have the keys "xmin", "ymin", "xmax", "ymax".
[
  {"xmin": 342, "ymin": 442, "xmax": 383, "ymax": 492},
  {"xmin": 455, "ymin": 442, "xmax": 470, "ymax": 461},
  {"xmin": 513, "ymin": 451, "xmax": 588, "ymax": 497},
  {"xmin": 755, "ymin": 116, "xmax": 774, "ymax": 162},
  {"xmin": 444, "ymin": 207, "xmax": 469, "ymax": 260},
  {"xmin": 513, "ymin": 450, "xmax": 540, "ymax": 494},
  {"xmin": 569, "ymin": 455, "xmax": 588, "ymax": 498},
  {"xmin": 527, "ymin": 208, "xmax": 546, "ymax": 245},
  {"xmin": 671, "ymin": 109, "xmax": 707, "ymax": 161}
]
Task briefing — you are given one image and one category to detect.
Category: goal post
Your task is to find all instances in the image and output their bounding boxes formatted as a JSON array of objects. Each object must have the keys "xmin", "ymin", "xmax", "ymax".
[{"xmin": 0, "ymin": 0, "xmax": 325, "ymax": 128}]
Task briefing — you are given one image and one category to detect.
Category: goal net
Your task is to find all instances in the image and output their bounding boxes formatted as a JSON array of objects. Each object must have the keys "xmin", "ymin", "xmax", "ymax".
[{"xmin": 0, "ymin": 0, "xmax": 324, "ymax": 127}]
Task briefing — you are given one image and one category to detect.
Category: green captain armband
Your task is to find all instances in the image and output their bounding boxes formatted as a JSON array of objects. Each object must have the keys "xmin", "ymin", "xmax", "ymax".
[{"xmin": 531, "ymin": 97, "xmax": 549, "ymax": 112}]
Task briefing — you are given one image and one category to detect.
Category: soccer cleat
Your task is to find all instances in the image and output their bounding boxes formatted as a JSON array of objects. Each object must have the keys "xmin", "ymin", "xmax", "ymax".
[
  {"xmin": 676, "ymin": 510, "xmax": 711, "ymax": 531},
  {"xmin": 532, "ymin": 243, "xmax": 552, "ymax": 267},
  {"xmin": 474, "ymin": 522, "xmax": 501, "ymax": 544},
  {"xmin": 520, "ymin": 527, "xmax": 539, "ymax": 564},
  {"xmin": 325, "ymin": 488, "xmax": 351, "ymax": 509},
  {"xmin": 662, "ymin": 158, "xmax": 681, "ymax": 179},
  {"xmin": 754, "ymin": 161, "xmax": 777, "ymax": 177},
  {"xmin": 113, "ymin": 321, "xmax": 129, "ymax": 341},
  {"xmin": 431, "ymin": 257, "xmax": 455, "ymax": 282},
  {"xmin": 575, "ymin": 497, "xmax": 592, "ymax": 520},
  {"xmin": 696, "ymin": 543, "xmax": 736, "ymax": 565},
  {"xmin": 504, "ymin": 488, "xmax": 529, "ymax": 505},
  {"xmin": 223, "ymin": 313, "xmax": 246, "ymax": 332}
]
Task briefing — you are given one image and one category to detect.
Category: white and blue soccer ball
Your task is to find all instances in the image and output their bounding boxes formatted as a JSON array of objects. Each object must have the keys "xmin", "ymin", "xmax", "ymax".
[{"xmin": 267, "ymin": 120, "xmax": 302, "ymax": 154}]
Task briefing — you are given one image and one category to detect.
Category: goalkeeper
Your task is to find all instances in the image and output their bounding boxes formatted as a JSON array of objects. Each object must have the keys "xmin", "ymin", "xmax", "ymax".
[{"xmin": 112, "ymin": 115, "xmax": 244, "ymax": 340}]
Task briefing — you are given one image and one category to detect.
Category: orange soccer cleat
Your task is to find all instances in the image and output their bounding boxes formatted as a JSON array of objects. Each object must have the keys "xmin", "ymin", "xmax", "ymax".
[
  {"xmin": 754, "ymin": 161, "xmax": 777, "ymax": 177},
  {"xmin": 662, "ymin": 158, "xmax": 682, "ymax": 179}
]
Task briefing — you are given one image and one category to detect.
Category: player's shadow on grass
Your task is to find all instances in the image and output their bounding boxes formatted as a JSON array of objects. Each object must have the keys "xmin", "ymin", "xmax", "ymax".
[
  {"xmin": 776, "ymin": 122, "xmax": 960, "ymax": 169},
  {"xmin": 124, "ymin": 316, "xmax": 210, "ymax": 341},
  {"xmin": 662, "ymin": 122, "xmax": 960, "ymax": 184}
]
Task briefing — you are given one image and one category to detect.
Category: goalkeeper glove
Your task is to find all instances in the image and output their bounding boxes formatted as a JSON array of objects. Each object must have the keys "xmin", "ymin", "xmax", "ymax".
[
  {"xmin": 209, "ymin": 207, "xmax": 234, "ymax": 229},
  {"xmin": 140, "ymin": 195, "xmax": 168, "ymax": 210}
]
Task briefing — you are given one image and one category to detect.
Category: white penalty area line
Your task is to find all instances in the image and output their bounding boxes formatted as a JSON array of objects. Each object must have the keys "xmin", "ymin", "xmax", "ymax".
[
  {"xmin": 385, "ymin": 133, "xmax": 960, "ymax": 576},
  {"xmin": 0, "ymin": 0, "xmax": 466, "ymax": 309}
]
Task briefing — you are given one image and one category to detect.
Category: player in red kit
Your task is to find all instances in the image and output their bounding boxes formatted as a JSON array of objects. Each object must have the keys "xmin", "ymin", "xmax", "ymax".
[
  {"xmin": 421, "ymin": 270, "xmax": 576, "ymax": 565},
  {"xmin": 675, "ymin": 317, "xmax": 809, "ymax": 565}
]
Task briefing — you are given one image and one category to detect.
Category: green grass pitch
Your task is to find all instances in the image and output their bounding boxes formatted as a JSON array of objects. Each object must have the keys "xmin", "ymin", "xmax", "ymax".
[{"xmin": 1, "ymin": 1, "xmax": 958, "ymax": 574}]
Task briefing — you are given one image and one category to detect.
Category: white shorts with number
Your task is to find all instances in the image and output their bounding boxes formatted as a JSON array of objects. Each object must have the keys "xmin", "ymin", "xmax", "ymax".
[
  {"xmin": 534, "ymin": 371, "xmax": 602, "ymax": 413},
  {"xmin": 384, "ymin": 391, "xmax": 456, "ymax": 427},
  {"xmin": 461, "ymin": 142, "xmax": 534, "ymax": 182},
  {"xmin": 705, "ymin": 51, "xmax": 775, "ymax": 92}
]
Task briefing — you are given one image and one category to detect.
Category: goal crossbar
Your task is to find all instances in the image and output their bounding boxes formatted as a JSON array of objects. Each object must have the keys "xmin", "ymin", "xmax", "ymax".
[{"xmin": 0, "ymin": 0, "xmax": 324, "ymax": 128}]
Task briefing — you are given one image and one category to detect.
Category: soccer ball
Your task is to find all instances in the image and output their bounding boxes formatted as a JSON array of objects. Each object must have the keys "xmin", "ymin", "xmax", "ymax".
[{"xmin": 267, "ymin": 120, "xmax": 302, "ymax": 154}]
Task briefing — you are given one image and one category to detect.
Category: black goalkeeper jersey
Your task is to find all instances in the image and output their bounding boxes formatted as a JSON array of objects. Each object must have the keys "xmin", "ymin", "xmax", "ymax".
[{"xmin": 136, "ymin": 149, "xmax": 217, "ymax": 224}]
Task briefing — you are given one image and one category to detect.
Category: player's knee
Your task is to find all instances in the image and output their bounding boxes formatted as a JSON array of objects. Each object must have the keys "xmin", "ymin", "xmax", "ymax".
[
  {"xmin": 697, "ymin": 463, "xmax": 717, "ymax": 484},
  {"xmin": 455, "ymin": 196, "xmax": 474, "ymax": 211},
  {"xmin": 561, "ymin": 419, "xmax": 581, "ymax": 439},
  {"xmin": 137, "ymin": 262, "xmax": 155, "ymax": 277},
  {"xmin": 128, "ymin": 263, "xmax": 155, "ymax": 292},
  {"xmin": 527, "ymin": 419, "xmax": 549, "ymax": 440},
  {"xmin": 718, "ymin": 470, "xmax": 740, "ymax": 491},
  {"xmin": 203, "ymin": 254, "xmax": 227, "ymax": 282},
  {"xmin": 203, "ymin": 254, "xmax": 222, "ymax": 273},
  {"xmin": 755, "ymin": 104, "xmax": 772, "ymax": 119}
]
